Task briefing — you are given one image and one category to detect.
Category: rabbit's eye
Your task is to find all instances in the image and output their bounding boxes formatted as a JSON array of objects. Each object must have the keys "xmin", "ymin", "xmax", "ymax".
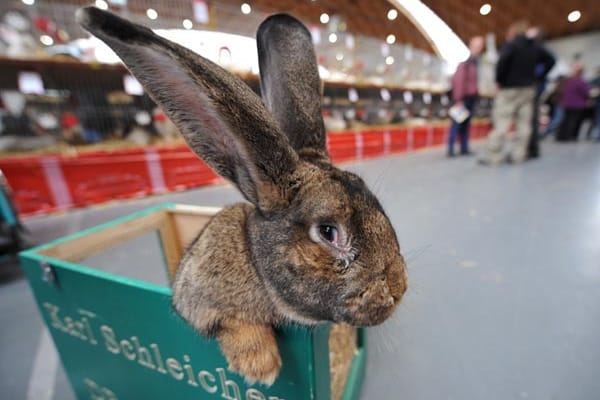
[
  {"xmin": 309, "ymin": 223, "xmax": 346, "ymax": 249},
  {"xmin": 319, "ymin": 224, "xmax": 338, "ymax": 243}
]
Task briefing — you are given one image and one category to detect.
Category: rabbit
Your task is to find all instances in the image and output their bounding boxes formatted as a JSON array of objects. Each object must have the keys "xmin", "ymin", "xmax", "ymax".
[{"xmin": 77, "ymin": 7, "xmax": 408, "ymax": 386}]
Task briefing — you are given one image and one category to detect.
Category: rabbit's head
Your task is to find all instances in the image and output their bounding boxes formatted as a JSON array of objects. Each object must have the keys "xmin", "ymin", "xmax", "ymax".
[
  {"xmin": 77, "ymin": 9, "xmax": 407, "ymax": 327},
  {"xmin": 247, "ymin": 163, "xmax": 408, "ymax": 326}
]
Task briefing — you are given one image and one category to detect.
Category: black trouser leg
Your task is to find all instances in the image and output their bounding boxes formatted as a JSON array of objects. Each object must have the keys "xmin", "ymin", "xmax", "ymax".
[
  {"xmin": 557, "ymin": 109, "xmax": 583, "ymax": 142},
  {"xmin": 527, "ymin": 94, "xmax": 540, "ymax": 157}
]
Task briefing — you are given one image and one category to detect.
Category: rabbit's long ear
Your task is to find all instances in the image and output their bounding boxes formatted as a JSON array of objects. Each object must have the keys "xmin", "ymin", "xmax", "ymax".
[
  {"xmin": 77, "ymin": 7, "xmax": 298, "ymax": 211},
  {"xmin": 257, "ymin": 14, "xmax": 328, "ymax": 161}
]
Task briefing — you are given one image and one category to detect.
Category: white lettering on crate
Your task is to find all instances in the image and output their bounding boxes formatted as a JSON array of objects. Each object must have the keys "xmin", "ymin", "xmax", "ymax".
[
  {"xmin": 83, "ymin": 378, "xmax": 117, "ymax": 400},
  {"xmin": 42, "ymin": 302, "xmax": 285, "ymax": 400}
]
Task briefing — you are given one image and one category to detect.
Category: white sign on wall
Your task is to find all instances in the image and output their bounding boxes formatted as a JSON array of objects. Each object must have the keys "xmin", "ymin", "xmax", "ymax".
[{"xmin": 18, "ymin": 71, "xmax": 45, "ymax": 95}]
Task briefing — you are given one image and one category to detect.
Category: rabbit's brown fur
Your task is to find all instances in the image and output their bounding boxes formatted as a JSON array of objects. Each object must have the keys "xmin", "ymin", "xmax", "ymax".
[{"xmin": 77, "ymin": 8, "xmax": 408, "ymax": 386}]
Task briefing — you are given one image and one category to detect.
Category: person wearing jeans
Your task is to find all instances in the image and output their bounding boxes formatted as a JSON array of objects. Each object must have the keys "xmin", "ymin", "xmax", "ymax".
[
  {"xmin": 540, "ymin": 76, "xmax": 566, "ymax": 139},
  {"xmin": 447, "ymin": 36, "xmax": 484, "ymax": 157},
  {"xmin": 448, "ymin": 95, "xmax": 477, "ymax": 156}
]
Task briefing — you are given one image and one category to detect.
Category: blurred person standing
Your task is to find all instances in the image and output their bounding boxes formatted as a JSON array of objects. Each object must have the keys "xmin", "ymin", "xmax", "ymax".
[
  {"xmin": 526, "ymin": 27, "xmax": 555, "ymax": 158},
  {"xmin": 589, "ymin": 67, "xmax": 600, "ymax": 141},
  {"xmin": 479, "ymin": 21, "xmax": 555, "ymax": 165},
  {"xmin": 541, "ymin": 76, "xmax": 566, "ymax": 139},
  {"xmin": 447, "ymin": 36, "xmax": 485, "ymax": 157},
  {"xmin": 556, "ymin": 64, "xmax": 591, "ymax": 142}
]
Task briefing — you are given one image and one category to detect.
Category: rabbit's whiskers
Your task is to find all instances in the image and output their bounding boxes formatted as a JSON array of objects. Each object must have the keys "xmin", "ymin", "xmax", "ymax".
[{"xmin": 403, "ymin": 243, "xmax": 432, "ymax": 266}]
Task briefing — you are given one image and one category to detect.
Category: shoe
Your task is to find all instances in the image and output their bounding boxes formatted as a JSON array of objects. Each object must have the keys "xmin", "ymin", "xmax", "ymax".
[
  {"xmin": 460, "ymin": 151, "xmax": 474, "ymax": 156},
  {"xmin": 505, "ymin": 155, "xmax": 527, "ymax": 164},
  {"xmin": 447, "ymin": 153, "xmax": 455, "ymax": 158}
]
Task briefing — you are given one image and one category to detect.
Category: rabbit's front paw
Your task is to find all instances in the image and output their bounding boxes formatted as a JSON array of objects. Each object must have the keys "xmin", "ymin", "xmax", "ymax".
[{"xmin": 218, "ymin": 320, "xmax": 282, "ymax": 386}]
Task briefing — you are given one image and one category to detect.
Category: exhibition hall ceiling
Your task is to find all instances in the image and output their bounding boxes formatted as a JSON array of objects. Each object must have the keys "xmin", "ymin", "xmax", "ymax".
[
  {"xmin": 214, "ymin": 0, "xmax": 600, "ymax": 46},
  {"xmin": 425, "ymin": 0, "xmax": 600, "ymax": 43},
  {"xmin": 3, "ymin": 0, "xmax": 599, "ymax": 51}
]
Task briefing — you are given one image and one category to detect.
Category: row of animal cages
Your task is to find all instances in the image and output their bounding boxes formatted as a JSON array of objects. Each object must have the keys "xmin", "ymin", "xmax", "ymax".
[{"xmin": 0, "ymin": 58, "xmax": 492, "ymax": 153}]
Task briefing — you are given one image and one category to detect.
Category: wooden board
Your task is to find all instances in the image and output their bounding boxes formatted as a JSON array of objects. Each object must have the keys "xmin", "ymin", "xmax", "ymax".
[
  {"xmin": 37, "ymin": 204, "xmax": 219, "ymax": 276},
  {"xmin": 160, "ymin": 205, "xmax": 219, "ymax": 281}
]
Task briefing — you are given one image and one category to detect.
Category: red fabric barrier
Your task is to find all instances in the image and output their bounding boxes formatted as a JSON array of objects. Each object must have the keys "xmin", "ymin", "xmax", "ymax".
[
  {"xmin": 74, "ymin": 147, "xmax": 149, "ymax": 158},
  {"xmin": 432, "ymin": 125, "xmax": 447, "ymax": 146},
  {"xmin": 471, "ymin": 122, "xmax": 493, "ymax": 139},
  {"xmin": 0, "ymin": 122, "xmax": 491, "ymax": 217},
  {"xmin": 360, "ymin": 130, "xmax": 386, "ymax": 158},
  {"xmin": 0, "ymin": 158, "xmax": 57, "ymax": 215},
  {"xmin": 389, "ymin": 128, "xmax": 409, "ymax": 153},
  {"xmin": 59, "ymin": 154, "xmax": 153, "ymax": 207},
  {"xmin": 158, "ymin": 152, "xmax": 220, "ymax": 191},
  {"xmin": 412, "ymin": 126, "xmax": 429, "ymax": 150},
  {"xmin": 471, "ymin": 123, "xmax": 482, "ymax": 139},
  {"xmin": 327, "ymin": 132, "xmax": 356, "ymax": 163}
]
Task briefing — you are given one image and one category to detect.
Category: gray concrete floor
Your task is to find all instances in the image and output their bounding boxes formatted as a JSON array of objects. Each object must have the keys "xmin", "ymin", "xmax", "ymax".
[{"xmin": 1, "ymin": 141, "xmax": 600, "ymax": 400}]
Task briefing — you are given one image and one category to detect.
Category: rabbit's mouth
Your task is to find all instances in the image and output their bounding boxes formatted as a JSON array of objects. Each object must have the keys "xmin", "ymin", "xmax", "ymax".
[
  {"xmin": 340, "ymin": 280, "xmax": 400, "ymax": 326},
  {"xmin": 341, "ymin": 298, "xmax": 397, "ymax": 327}
]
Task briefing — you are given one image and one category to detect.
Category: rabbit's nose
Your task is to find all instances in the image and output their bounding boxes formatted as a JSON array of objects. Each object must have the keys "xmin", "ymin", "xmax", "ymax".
[{"xmin": 386, "ymin": 258, "xmax": 408, "ymax": 296}]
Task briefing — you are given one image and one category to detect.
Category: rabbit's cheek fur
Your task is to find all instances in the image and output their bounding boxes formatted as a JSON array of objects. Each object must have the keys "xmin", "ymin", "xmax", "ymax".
[{"xmin": 336, "ymin": 218, "xmax": 407, "ymax": 325}]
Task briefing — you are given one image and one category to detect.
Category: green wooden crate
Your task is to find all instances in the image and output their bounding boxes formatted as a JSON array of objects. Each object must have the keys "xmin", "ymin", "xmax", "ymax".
[{"xmin": 19, "ymin": 203, "xmax": 366, "ymax": 400}]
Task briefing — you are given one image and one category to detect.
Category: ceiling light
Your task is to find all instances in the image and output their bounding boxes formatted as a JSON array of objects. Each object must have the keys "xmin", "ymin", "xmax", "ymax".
[
  {"xmin": 385, "ymin": 56, "xmax": 394, "ymax": 65},
  {"xmin": 479, "ymin": 4, "xmax": 491, "ymax": 16},
  {"xmin": 22, "ymin": 0, "xmax": 35, "ymax": 5},
  {"xmin": 567, "ymin": 10, "xmax": 581, "ymax": 23},
  {"xmin": 336, "ymin": 52, "xmax": 344, "ymax": 61},
  {"xmin": 95, "ymin": 0, "xmax": 108, "ymax": 10},
  {"xmin": 146, "ymin": 8, "xmax": 158, "ymax": 20},
  {"xmin": 320, "ymin": 13, "xmax": 330, "ymax": 24},
  {"xmin": 386, "ymin": 34, "xmax": 396, "ymax": 44},
  {"xmin": 387, "ymin": 9, "xmax": 398, "ymax": 20},
  {"xmin": 182, "ymin": 19, "xmax": 193, "ymax": 29},
  {"xmin": 328, "ymin": 33, "xmax": 337, "ymax": 43},
  {"xmin": 241, "ymin": 3, "xmax": 252, "ymax": 15},
  {"xmin": 40, "ymin": 35, "xmax": 53, "ymax": 46}
]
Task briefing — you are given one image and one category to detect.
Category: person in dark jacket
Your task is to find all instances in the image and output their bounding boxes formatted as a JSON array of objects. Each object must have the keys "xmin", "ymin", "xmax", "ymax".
[
  {"xmin": 447, "ymin": 36, "xmax": 485, "ymax": 157},
  {"xmin": 479, "ymin": 21, "xmax": 555, "ymax": 165}
]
